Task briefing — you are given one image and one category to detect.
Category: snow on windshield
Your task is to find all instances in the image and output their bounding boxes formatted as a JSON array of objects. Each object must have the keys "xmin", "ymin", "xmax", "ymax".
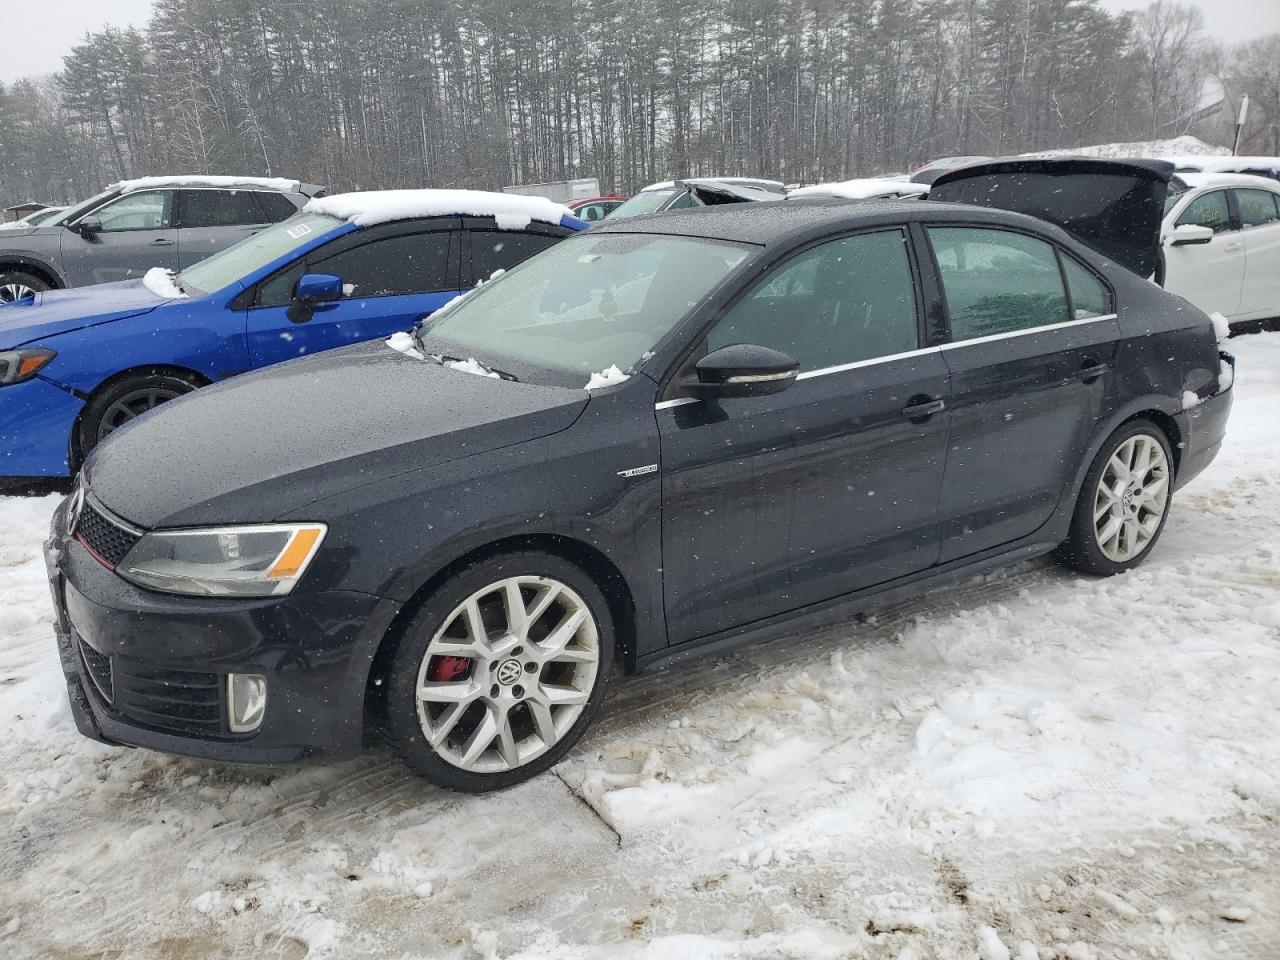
[
  {"xmin": 306, "ymin": 189, "xmax": 572, "ymax": 230},
  {"xmin": 111, "ymin": 175, "xmax": 302, "ymax": 194}
]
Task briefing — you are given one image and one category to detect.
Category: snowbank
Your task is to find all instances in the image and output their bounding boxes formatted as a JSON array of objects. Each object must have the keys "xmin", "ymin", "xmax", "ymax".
[
  {"xmin": 111, "ymin": 175, "xmax": 302, "ymax": 194},
  {"xmin": 1025, "ymin": 135, "xmax": 1229, "ymax": 160},
  {"xmin": 306, "ymin": 189, "xmax": 573, "ymax": 230}
]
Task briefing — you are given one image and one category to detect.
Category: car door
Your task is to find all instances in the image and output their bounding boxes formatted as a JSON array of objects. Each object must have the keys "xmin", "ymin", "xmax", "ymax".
[
  {"xmin": 1233, "ymin": 187, "xmax": 1280, "ymax": 319},
  {"xmin": 1163, "ymin": 189, "xmax": 1246, "ymax": 318},
  {"xmin": 658, "ymin": 228, "xmax": 950, "ymax": 643},
  {"xmin": 245, "ymin": 220, "xmax": 463, "ymax": 367},
  {"xmin": 59, "ymin": 189, "xmax": 179, "ymax": 285},
  {"xmin": 176, "ymin": 188, "xmax": 274, "ymax": 269},
  {"xmin": 925, "ymin": 225, "xmax": 1121, "ymax": 562}
]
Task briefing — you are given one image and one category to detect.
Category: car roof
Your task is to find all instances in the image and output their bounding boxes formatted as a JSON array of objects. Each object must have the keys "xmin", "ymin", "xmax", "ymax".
[
  {"xmin": 304, "ymin": 188, "xmax": 586, "ymax": 231},
  {"xmin": 1175, "ymin": 171, "xmax": 1280, "ymax": 191},
  {"xmin": 109, "ymin": 175, "xmax": 312, "ymax": 195},
  {"xmin": 585, "ymin": 196, "xmax": 1060, "ymax": 247}
]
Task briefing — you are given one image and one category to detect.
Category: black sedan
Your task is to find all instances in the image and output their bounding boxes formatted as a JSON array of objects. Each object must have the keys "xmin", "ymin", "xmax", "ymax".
[{"xmin": 45, "ymin": 162, "xmax": 1233, "ymax": 791}]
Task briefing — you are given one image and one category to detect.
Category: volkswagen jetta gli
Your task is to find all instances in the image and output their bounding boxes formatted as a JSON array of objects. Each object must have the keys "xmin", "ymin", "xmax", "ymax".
[{"xmin": 45, "ymin": 163, "xmax": 1233, "ymax": 791}]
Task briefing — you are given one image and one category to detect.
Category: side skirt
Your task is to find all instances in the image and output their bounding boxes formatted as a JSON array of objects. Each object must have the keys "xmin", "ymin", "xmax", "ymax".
[{"xmin": 636, "ymin": 539, "xmax": 1060, "ymax": 675}]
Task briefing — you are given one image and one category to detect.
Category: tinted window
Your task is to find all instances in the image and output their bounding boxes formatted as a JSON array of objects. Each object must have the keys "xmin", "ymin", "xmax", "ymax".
[
  {"xmin": 1062, "ymin": 256, "xmax": 1112, "ymax": 319},
  {"xmin": 256, "ymin": 192, "xmax": 300, "ymax": 223},
  {"xmin": 1177, "ymin": 191, "xmax": 1231, "ymax": 234},
  {"xmin": 471, "ymin": 231, "xmax": 559, "ymax": 282},
  {"xmin": 1235, "ymin": 189, "xmax": 1280, "ymax": 228},
  {"xmin": 93, "ymin": 191, "xmax": 172, "ymax": 232},
  {"xmin": 708, "ymin": 229, "xmax": 918, "ymax": 371},
  {"xmin": 313, "ymin": 231, "xmax": 453, "ymax": 299},
  {"xmin": 180, "ymin": 189, "xmax": 265, "ymax": 228},
  {"xmin": 928, "ymin": 227, "xmax": 1069, "ymax": 339}
]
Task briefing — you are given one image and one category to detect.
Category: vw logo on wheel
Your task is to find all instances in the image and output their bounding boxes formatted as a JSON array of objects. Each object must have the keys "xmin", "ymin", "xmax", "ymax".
[{"xmin": 495, "ymin": 659, "xmax": 523, "ymax": 686}]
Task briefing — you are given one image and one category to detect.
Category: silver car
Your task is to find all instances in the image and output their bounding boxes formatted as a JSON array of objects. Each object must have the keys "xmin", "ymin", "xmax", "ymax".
[{"xmin": 0, "ymin": 176, "xmax": 322, "ymax": 304}]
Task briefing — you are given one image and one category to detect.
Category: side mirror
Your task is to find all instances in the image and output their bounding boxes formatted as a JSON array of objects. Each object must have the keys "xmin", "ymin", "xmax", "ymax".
[
  {"xmin": 74, "ymin": 216, "xmax": 102, "ymax": 237},
  {"xmin": 1169, "ymin": 223, "xmax": 1214, "ymax": 247},
  {"xmin": 295, "ymin": 273, "xmax": 344, "ymax": 303},
  {"xmin": 692, "ymin": 343, "xmax": 799, "ymax": 398},
  {"xmin": 286, "ymin": 273, "xmax": 344, "ymax": 324}
]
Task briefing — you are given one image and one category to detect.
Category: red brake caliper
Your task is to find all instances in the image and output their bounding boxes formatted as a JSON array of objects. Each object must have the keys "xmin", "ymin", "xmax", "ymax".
[{"xmin": 428, "ymin": 655, "xmax": 473, "ymax": 682}]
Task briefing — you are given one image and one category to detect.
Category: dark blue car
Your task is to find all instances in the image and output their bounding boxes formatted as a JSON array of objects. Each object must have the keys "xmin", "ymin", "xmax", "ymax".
[{"xmin": 0, "ymin": 190, "xmax": 585, "ymax": 477}]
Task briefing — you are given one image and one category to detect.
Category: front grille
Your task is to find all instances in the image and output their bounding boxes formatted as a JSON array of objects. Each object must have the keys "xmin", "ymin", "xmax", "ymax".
[
  {"xmin": 78, "ymin": 640, "xmax": 113, "ymax": 703},
  {"xmin": 113, "ymin": 660, "xmax": 225, "ymax": 736},
  {"xmin": 75, "ymin": 500, "xmax": 142, "ymax": 568}
]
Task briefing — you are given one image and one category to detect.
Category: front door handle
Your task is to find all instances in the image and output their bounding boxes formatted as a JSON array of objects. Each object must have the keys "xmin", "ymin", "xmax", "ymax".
[
  {"xmin": 149, "ymin": 238, "xmax": 174, "ymax": 246},
  {"xmin": 1076, "ymin": 362, "xmax": 1109, "ymax": 383},
  {"xmin": 901, "ymin": 397, "xmax": 946, "ymax": 422}
]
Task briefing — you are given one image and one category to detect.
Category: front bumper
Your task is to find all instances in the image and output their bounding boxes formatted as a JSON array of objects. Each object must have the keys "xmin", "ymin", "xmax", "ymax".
[
  {"xmin": 0, "ymin": 374, "xmax": 83, "ymax": 477},
  {"xmin": 45, "ymin": 518, "xmax": 401, "ymax": 764}
]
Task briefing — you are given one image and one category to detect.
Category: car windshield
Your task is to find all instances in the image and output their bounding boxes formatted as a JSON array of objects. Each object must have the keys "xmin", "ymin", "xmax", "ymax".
[
  {"xmin": 178, "ymin": 213, "xmax": 342, "ymax": 297},
  {"xmin": 607, "ymin": 189, "xmax": 682, "ymax": 219},
  {"xmin": 46, "ymin": 189, "xmax": 116, "ymax": 227},
  {"xmin": 417, "ymin": 232, "xmax": 752, "ymax": 385}
]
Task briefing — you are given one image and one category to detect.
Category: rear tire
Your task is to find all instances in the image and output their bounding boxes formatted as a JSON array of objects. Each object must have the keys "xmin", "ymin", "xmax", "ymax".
[
  {"xmin": 383, "ymin": 549, "xmax": 614, "ymax": 792},
  {"xmin": 77, "ymin": 370, "xmax": 202, "ymax": 461},
  {"xmin": 1055, "ymin": 418, "xmax": 1174, "ymax": 576},
  {"xmin": 0, "ymin": 270, "xmax": 51, "ymax": 304}
]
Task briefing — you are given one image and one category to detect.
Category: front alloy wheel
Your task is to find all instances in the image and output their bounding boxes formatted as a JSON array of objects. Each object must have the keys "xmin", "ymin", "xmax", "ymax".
[
  {"xmin": 416, "ymin": 576, "xmax": 600, "ymax": 773},
  {"xmin": 384, "ymin": 550, "xmax": 613, "ymax": 791}
]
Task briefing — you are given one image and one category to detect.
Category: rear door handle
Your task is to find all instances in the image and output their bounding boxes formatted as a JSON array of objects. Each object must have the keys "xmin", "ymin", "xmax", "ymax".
[
  {"xmin": 1223, "ymin": 240, "xmax": 1243, "ymax": 252},
  {"xmin": 149, "ymin": 238, "xmax": 174, "ymax": 246},
  {"xmin": 1076, "ymin": 362, "xmax": 1109, "ymax": 383},
  {"xmin": 901, "ymin": 397, "xmax": 946, "ymax": 421}
]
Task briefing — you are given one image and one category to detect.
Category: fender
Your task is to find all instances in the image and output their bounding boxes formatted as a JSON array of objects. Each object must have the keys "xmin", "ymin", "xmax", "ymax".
[{"xmin": 0, "ymin": 251, "xmax": 65, "ymax": 288}]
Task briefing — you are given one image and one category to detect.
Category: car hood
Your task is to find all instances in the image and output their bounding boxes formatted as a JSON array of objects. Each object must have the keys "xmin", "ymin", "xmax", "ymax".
[
  {"xmin": 84, "ymin": 340, "xmax": 591, "ymax": 528},
  {"xmin": 0, "ymin": 279, "xmax": 167, "ymax": 347},
  {"xmin": 929, "ymin": 157, "xmax": 1174, "ymax": 279}
]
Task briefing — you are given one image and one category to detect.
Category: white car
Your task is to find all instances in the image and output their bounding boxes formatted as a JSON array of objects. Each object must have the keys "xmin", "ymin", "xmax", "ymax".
[{"xmin": 1163, "ymin": 172, "xmax": 1280, "ymax": 325}]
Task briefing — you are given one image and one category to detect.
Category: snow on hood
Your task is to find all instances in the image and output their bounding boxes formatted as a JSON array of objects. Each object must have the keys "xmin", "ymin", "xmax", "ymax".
[
  {"xmin": 110, "ymin": 175, "xmax": 302, "ymax": 194},
  {"xmin": 585, "ymin": 364, "xmax": 629, "ymax": 390},
  {"xmin": 141, "ymin": 267, "xmax": 187, "ymax": 300},
  {"xmin": 306, "ymin": 189, "xmax": 573, "ymax": 230},
  {"xmin": 787, "ymin": 178, "xmax": 928, "ymax": 200}
]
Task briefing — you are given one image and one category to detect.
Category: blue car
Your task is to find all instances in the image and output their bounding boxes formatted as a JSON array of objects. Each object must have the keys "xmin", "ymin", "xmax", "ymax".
[{"xmin": 0, "ymin": 190, "xmax": 585, "ymax": 478}]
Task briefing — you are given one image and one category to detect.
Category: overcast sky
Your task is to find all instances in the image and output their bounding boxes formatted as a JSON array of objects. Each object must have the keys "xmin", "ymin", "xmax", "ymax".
[{"xmin": 2, "ymin": 0, "xmax": 1278, "ymax": 85}]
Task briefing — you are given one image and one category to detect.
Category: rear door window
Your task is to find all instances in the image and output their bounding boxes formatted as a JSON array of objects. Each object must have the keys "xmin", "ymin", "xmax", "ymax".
[
  {"xmin": 1234, "ymin": 189, "xmax": 1280, "ymax": 228},
  {"xmin": 1176, "ymin": 191, "xmax": 1232, "ymax": 234},
  {"xmin": 180, "ymin": 190, "xmax": 266, "ymax": 228},
  {"xmin": 256, "ymin": 192, "xmax": 301, "ymax": 223},
  {"xmin": 707, "ymin": 229, "xmax": 919, "ymax": 370},
  {"xmin": 928, "ymin": 227, "xmax": 1069, "ymax": 339},
  {"xmin": 1062, "ymin": 256, "xmax": 1112, "ymax": 319},
  {"xmin": 470, "ymin": 231, "xmax": 560, "ymax": 283}
]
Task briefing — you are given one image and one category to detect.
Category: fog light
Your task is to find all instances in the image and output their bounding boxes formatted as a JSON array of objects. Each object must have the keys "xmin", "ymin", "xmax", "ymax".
[{"xmin": 227, "ymin": 673, "xmax": 267, "ymax": 733}]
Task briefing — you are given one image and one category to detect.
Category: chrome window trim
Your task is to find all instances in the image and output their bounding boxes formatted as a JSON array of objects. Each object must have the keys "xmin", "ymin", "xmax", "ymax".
[
  {"xmin": 795, "ymin": 345, "xmax": 943, "ymax": 381},
  {"xmin": 654, "ymin": 397, "xmax": 700, "ymax": 410},
  {"xmin": 940, "ymin": 313, "xmax": 1117, "ymax": 351}
]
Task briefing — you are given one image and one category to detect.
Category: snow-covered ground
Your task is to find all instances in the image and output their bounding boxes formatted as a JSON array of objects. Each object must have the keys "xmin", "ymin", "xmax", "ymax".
[{"xmin": 3, "ymin": 335, "xmax": 1280, "ymax": 960}]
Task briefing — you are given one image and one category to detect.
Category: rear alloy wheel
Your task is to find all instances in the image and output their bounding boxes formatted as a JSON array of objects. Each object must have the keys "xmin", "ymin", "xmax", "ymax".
[
  {"xmin": 1057, "ymin": 419, "xmax": 1174, "ymax": 575},
  {"xmin": 385, "ymin": 551, "xmax": 613, "ymax": 791},
  {"xmin": 0, "ymin": 270, "xmax": 50, "ymax": 304},
  {"xmin": 77, "ymin": 372, "xmax": 201, "ymax": 460}
]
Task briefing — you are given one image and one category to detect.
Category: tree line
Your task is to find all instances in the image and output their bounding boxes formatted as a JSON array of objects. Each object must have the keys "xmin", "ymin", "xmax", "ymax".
[{"xmin": 0, "ymin": 0, "xmax": 1275, "ymax": 206}]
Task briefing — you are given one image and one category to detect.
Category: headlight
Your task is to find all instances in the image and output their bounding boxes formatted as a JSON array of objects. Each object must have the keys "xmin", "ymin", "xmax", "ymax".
[
  {"xmin": 117, "ymin": 523, "xmax": 327, "ymax": 597},
  {"xmin": 0, "ymin": 348, "xmax": 56, "ymax": 385}
]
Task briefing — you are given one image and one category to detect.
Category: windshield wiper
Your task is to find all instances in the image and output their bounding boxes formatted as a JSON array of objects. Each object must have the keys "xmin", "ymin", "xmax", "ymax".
[{"xmin": 435, "ymin": 354, "xmax": 519, "ymax": 382}]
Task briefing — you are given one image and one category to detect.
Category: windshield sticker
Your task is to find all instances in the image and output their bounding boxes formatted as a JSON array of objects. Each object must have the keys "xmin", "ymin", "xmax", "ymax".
[{"xmin": 286, "ymin": 223, "xmax": 312, "ymax": 239}]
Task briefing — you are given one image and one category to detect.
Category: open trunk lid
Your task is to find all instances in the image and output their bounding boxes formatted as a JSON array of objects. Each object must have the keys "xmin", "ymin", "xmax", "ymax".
[{"xmin": 929, "ymin": 157, "xmax": 1174, "ymax": 281}]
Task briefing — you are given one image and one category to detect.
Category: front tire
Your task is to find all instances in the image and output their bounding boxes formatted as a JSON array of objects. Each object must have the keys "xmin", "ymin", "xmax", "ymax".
[
  {"xmin": 0, "ymin": 270, "xmax": 51, "ymax": 304},
  {"xmin": 77, "ymin": 370, "xmax": 201, "ymax": 460},
  {"xmin": 1056, "ymin": 419, "xmax": 1174, "ymax": 575},
  {"xmin": 384, "ymin": 550, "xmax": 614, "ymax": 792}
]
